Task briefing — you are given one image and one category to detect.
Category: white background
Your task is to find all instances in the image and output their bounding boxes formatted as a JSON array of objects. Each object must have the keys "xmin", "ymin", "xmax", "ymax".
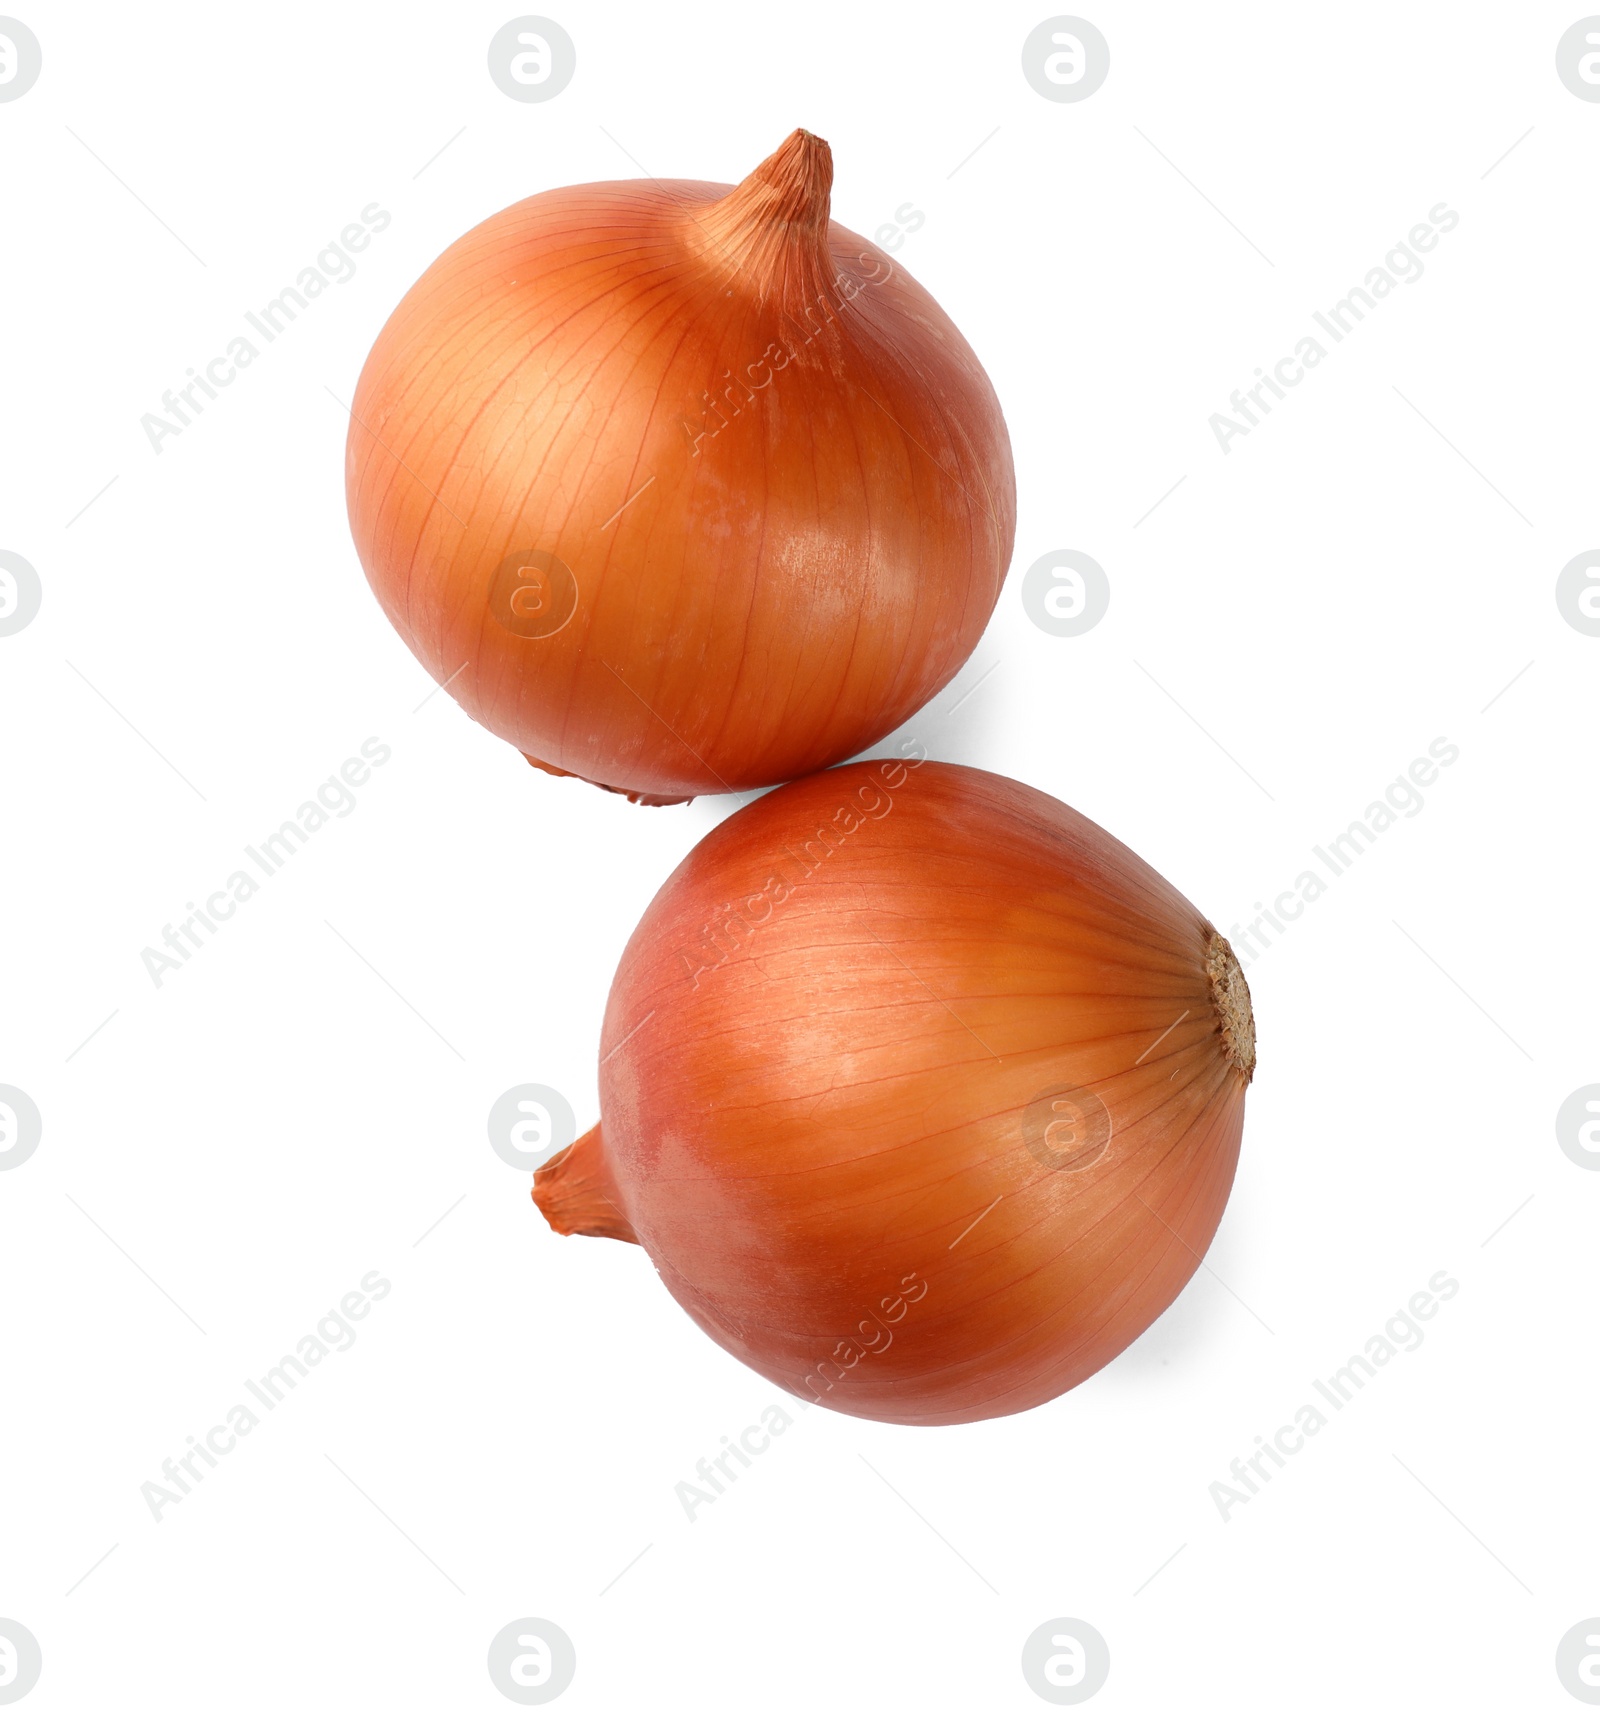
[{"xmin": 2, "ymin": 2, "xmax": 1596, "ymax": 1715}]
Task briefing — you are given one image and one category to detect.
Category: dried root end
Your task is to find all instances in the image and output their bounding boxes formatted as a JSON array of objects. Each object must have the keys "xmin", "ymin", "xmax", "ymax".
[
  {"xmin": 1205, "ymin": 928, "xmax": 1256, "ymax": 1081},
  {"xmin": 521, "ymin": 751, "xmax": 693, "ymax": 808}
]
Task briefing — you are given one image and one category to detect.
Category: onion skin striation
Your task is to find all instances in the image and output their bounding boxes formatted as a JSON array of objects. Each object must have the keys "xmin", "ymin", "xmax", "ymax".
[
  {"xmin": 534, "ymin": 759, "xmax": 1255, "ymax": 1426},
  {"xmin": 346, "ymin": 131, "xmax": 1015, "ymax": 803}
]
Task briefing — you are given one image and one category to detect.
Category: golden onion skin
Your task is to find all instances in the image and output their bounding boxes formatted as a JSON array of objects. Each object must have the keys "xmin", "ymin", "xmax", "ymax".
[
  {"xmin": 535, "ymin": 760, "xmax": 1254, "ymax": 1426},
  {"xmin": 346, "ymin": 133, "xmax": 1015, "ymax": 803}
]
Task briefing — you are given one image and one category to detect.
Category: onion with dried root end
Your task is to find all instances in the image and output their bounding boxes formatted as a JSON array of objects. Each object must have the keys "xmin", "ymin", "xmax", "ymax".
[
  {"xmin": 346, "ymin": 131, "xmax": 1015, "ymax": 805},
  {"xmin": 534, "ymin": 759, "xmax": 1256, "ymax": 1426}
]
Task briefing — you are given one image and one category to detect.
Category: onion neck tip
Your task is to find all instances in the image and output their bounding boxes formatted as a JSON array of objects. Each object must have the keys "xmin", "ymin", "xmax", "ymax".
[
  {"xmin": 532, "ymin": 1125, "xmax": 640, "ymax": 1244},
  {"xmin": 695, "ymin": 129, "xmax": 835, "ymax": 307},
  {"xmin": 1205, "ymin": 929, "xmax": 1256, "ymax": 1081},
  {"xmin": 737, "ymin": 127, "xmax": 833, "ymax": 230}
]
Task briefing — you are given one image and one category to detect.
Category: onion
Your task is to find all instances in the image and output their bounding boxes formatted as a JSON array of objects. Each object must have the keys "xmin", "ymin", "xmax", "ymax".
[
  {"xmin": 346, "ymin": 131, "xmax": 1015, "ymax": 804},
  {"xmin": 534, "ymin": 758, "xmax": 1256, "ymax": 1425}
]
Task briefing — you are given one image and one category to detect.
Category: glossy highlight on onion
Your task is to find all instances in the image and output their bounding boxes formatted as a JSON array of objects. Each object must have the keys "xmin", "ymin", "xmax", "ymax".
[
  {"xmin": 534, "ymin": 759, "xmax": 1256, "ymax": 1425},
  {"xmin": 346, "ymin": 131, "xmax": 1015, "ymax": 803}
]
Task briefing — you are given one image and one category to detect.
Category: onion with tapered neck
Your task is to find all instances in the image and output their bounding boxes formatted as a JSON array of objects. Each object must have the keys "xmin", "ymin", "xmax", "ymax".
[
  {"xmin": 534, "ymin": 759, "xmax": 1256, "ymax": 1425},
  {"xmin": 345, "ymin": 131, "xmax": 1015, "ymax": 805}
]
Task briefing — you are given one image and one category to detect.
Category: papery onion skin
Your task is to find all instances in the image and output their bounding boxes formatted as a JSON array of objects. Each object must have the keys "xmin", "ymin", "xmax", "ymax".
[
  {"xmin": 535, "ymin": 760, "xmax": 1255, "ymax": 1426},
  {"xmin": 345, "ymin": 131, "xmax": 1015, "ymax": 804}
]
